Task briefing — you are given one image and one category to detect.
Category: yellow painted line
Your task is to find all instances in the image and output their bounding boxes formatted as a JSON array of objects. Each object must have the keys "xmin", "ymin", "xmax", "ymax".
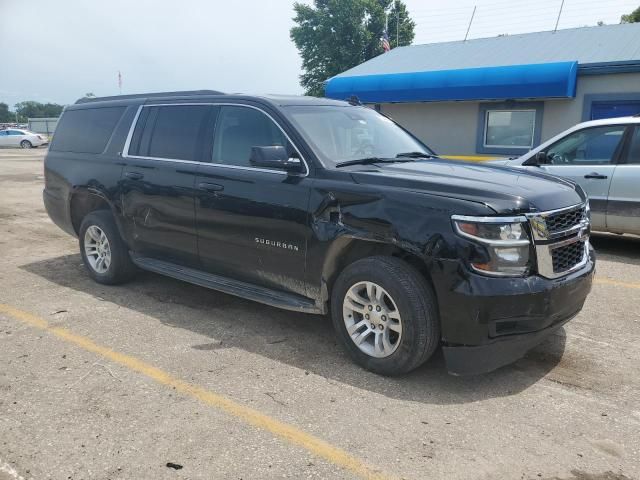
[
  {"xmin": 0, "ymin": 303, "xmax": 389, "ymax": 480},
  {"xmin": 440, "ymin": 155, "xmax": 500, "ymax": 162},
  {"xmin": 594, "ymin": 277, "xmax": 640, "ymax": 290}
]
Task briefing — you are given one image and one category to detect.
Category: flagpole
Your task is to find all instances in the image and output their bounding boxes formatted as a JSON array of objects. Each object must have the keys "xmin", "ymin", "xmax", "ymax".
[{"xmin": 396, "ymin": 2, "xmax": 399, "ymax": 47}]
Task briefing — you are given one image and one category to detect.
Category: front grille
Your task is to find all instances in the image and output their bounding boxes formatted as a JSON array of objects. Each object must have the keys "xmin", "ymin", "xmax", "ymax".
[
  {"xmin": 551, "ymin": 239, "xmax": 586, "ymax": 273},
  {"xmin": 527, "ymin": 203, "xmax": 590, "ymax": 279},
  {"xmin": 543, "ymin": 205, "xmax": 586, "ymax": 235}
]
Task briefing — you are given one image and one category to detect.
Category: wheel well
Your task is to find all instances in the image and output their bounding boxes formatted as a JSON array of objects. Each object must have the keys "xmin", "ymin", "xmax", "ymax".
[
  {"xmin": 70, "ymin": 191, "xmax": 111, "ymax": 234},
  {"xmin": 323, "ymin": 238, "xmax": 433, "ymax": 305}
]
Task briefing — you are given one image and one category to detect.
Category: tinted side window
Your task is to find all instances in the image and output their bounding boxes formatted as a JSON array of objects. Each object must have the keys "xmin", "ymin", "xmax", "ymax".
[
  {"xmin": 50, "ymin": 107, "xmax": 125, "ymax": 153},
  {"xmin": 545, "ymin": 126, "xmax": 625, "ymax": 165},
  {"xmin": 129, "ymin": 105, "xmax": 210, "ymax": 161},
  {"xmin": 627, "ymin": 127, "xmax": 640, "ymax": 164},
  {"xmin": 212, "ymin": 106, "xmax": 287, "ymax": 167}
]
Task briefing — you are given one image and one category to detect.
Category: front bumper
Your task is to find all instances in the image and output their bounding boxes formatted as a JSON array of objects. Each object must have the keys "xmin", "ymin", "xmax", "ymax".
[
  {"xmin": 435, "ymin": 247, "xmax": 595, "ymax": 375},
  {"xmin": 442, "ymin": 312, "xmax": 575, "ymax": 376}
]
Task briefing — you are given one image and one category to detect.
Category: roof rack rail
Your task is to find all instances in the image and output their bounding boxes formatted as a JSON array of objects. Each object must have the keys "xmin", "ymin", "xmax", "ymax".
[{"xmin": 75, "ymin": 90, "xmax": 225, "ymax": 104}]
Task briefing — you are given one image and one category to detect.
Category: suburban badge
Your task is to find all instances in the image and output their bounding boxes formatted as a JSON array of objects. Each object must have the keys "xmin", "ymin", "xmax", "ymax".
[{"xmin": 255, "ymin": 237, "xmax": 299, "ymax": 251}]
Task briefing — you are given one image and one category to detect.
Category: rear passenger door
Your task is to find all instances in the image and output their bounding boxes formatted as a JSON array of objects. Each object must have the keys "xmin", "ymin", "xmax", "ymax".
[
  {"xmin": 120, "ymin": 104, "xmax": 214, "ymax": 266},
  {"xmin": 607, "ymin": 125, "xmax": 640, "ymax": 235},
  {"xmin": 194, "ymin": 104, "xmax": 312, "ymax": 297}
]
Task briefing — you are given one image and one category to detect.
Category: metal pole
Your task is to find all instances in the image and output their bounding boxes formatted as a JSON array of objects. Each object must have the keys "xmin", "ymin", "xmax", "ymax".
[
  {"xmin": 396, "ymin": 2, "xmax": 399, "ymax": 47},
  {"xmin": 464, "ymin": 6, "xmax": 476, "ymax": 42},
  {"xmin": 554, "ymin": 0, "xmax": 565, "ymax": 32}
]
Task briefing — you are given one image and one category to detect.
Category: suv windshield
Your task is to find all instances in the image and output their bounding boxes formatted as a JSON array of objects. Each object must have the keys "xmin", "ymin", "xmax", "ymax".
[{"xmin": 283, "ymin": 105, "xmax": 434, "ymax": 167}]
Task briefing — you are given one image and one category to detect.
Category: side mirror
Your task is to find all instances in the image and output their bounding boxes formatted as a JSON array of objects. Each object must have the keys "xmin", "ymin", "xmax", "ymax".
[
  {"xmin": 250, "ymin": 146, "xmax": 303, "ymax": 173},
  {"xmin": 535, "ymin": 151, "xmax": 549, "ymax": 165},
  {"xmin": 525, "ymin": 151, "xmax": 548, "ymax": 166}
]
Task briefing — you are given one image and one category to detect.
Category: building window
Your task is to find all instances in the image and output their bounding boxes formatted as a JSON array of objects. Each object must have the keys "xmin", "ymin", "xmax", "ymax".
[
  {"xmin": 476, "ymin": 102, "xmax": 544, "ymax": 155},
  {"xmin": 484, "ymin": 110, "xmax": 536, "ymax": 148}
]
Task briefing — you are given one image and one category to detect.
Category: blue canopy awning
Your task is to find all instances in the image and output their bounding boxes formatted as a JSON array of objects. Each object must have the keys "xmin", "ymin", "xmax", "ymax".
[{"xmin": 325, "ymin": 61, "xmax": 578, "ymax": 103}]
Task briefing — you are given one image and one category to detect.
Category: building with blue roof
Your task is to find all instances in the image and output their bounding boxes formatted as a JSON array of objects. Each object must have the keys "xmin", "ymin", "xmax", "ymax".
[{"xmin": 325, "ymin": 23, "xmax": 640, "ymax": 158}]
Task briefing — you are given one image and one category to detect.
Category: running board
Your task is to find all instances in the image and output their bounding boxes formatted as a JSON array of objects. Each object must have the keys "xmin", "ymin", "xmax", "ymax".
[{"xmin": 130, "ymin": 254, "xmax": 321, "ymax": 314}]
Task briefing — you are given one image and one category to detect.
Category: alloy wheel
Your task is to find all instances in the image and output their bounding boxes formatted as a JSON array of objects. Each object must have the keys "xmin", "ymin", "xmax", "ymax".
[
  {"xmin": 84, "ymin": 225, "xmax": 111, "ymax": 274},
  {"xmin": 342, "ymin": 281, "xmax": 402, "ymax": 358}
]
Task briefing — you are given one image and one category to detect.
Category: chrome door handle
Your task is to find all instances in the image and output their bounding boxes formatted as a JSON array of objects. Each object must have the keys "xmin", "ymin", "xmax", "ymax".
[{"xmin": 584, "ymin": 173, "xmax": 607, "ymax": 179}]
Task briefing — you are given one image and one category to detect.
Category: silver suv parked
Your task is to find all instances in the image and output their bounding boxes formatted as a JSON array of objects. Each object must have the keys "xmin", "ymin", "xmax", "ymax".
[{"xmin": 502, "ymin": 116, "xmax": 640, "ymax": 236}]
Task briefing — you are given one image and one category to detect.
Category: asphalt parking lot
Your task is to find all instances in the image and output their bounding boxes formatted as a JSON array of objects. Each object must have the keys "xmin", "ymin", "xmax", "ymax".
[{"xmin": 0, "ymin": 148, "xmax": 639, "ymax": 480}]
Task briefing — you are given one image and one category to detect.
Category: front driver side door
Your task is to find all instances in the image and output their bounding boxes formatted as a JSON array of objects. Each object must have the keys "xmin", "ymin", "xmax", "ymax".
[
  {"xmin": 537, "ymin": 125, "xmax": 627, "ymax": 230},
  {"xmin": 195, "ymin": 104, "xmax": 312, "ymax": 298}
]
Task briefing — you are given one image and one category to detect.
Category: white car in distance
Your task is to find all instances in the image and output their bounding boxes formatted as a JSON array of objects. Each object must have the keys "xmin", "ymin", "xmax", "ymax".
[{"xmin": 0, "ymin": 129, "xmax": 49, "ymax": 148}]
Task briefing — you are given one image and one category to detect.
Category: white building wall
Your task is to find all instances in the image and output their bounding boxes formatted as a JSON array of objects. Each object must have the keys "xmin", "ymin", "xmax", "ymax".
[
  {"xmin": 380, "ymin": 102, "xmax": 480, "ymax": 155},
  {"xmin": 379, "ymin": 72, "xmax": 640, "ymax": 157}
]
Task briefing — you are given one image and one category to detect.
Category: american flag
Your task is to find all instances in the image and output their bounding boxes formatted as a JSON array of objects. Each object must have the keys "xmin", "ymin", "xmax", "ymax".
[{"xmin": 381, "ymin": 31, "xmax": 391, "ymax": 52}]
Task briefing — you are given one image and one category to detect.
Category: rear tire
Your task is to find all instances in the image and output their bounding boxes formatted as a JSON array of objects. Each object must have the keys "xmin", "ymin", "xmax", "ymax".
[
  {"xmin": 331, "ymin": 256, "xmax": 440, "ymax": 376},
  {"xmin": 79, "ymin": 210, "xmax": 136, "ymax": 285},
  {"xmin": 20, "ymin": 140, "xmax": 32, "ymax": 149}
]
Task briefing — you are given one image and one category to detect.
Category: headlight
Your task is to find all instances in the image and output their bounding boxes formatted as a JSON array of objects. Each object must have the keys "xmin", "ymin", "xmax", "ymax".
[{"xmin": 452, "ymin": 215, "xmax": 532, "ymax": 276}]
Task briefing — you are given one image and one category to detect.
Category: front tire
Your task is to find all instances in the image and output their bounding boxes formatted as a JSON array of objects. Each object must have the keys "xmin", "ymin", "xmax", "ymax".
[
  {"xmin": 20, "ymin": 140, "xmax": 32, "ymax": 149},
  {"xmin": 331, "ymin": 256, "xmax": 440, "ymax": 376},
  {"xmin": 79, "ymin": 210, "xmax": 136, "ymax": 285}
]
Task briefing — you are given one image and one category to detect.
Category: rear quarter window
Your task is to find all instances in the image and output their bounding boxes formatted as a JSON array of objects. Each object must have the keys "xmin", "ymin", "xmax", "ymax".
[
  {"xmin": 50, "ymin": 107, "xmax": 125, "ymax": 153},
  {"xmin": 128, "ymin": 105, "xmax": 211, "ymax": 161}
]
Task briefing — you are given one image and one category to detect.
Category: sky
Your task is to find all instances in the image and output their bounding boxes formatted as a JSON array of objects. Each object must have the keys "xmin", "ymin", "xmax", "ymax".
[{"xmin": 0, "ymin": 0, "xmax": 637, "ymax": 107}]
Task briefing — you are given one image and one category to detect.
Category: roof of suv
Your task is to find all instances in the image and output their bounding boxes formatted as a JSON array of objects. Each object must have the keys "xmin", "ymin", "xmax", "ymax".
[{"xmin": 75, "ymin": 90, "xmax": 351, "ymax": 108}]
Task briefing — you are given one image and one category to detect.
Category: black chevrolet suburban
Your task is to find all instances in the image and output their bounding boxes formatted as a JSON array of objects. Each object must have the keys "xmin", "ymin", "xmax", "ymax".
[{"xmin": 43, "ymin": 90, "xmax": 595, "ymax": 376}]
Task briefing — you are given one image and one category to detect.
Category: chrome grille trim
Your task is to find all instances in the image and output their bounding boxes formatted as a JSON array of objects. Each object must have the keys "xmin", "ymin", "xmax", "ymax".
[
  {"xmin": 526, "ymin": 203, "xmax": 588, "ymax": 241},
  {"xmin": 526, "ymin": 203, "xmax": 590, "ymax": 279}
]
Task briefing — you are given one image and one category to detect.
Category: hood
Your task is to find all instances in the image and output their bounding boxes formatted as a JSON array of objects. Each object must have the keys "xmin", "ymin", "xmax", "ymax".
[
  {"xmin": 485, "ymin": 159, "xmax": 512, "ymax": 166},
  {"xmin": 347, "ymin": 158, "xmax": 584, "ymax": 214}
]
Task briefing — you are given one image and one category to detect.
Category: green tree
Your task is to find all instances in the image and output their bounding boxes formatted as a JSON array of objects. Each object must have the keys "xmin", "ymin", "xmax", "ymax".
[
  {"xmin": 291, "ymin": 0, "xmax": 415, "ymax": 96},
  {"xmin": 621, "ymin": 5, "xmax": 640, "ymax": 23},
  {"xmin": 14, "ymin": 101, "xmax": 63, "ymax": 120},
  {"xmin": 42, "ymin": 103, "xmax": 64, "ymax": 117},
  {"xmin": 0, "ymin": 103, "xmax": 13, "ymax": 123}
]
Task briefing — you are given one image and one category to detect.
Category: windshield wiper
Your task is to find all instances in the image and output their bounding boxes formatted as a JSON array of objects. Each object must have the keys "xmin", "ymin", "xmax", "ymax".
[
  {"xmin": 335, "ymin": 157, "xmax": 416, "ymax": 168},
  {"xmin": 395, "ymin": 151, "xmax": 438, "ymax": 159}
]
